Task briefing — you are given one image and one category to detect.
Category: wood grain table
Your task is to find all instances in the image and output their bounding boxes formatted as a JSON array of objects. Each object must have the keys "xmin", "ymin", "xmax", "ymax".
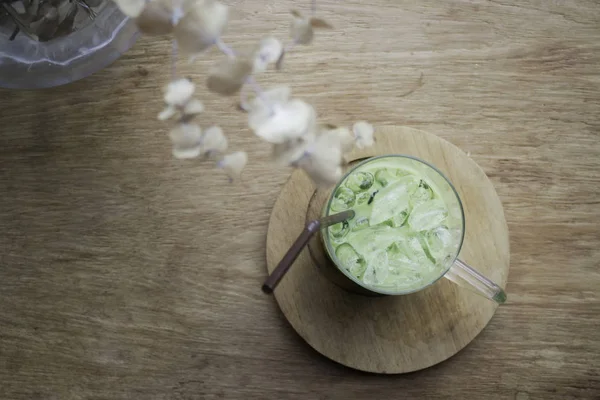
[{"xmin": 1, "ymin": 1, "xmax": 599, "ymax": 399}]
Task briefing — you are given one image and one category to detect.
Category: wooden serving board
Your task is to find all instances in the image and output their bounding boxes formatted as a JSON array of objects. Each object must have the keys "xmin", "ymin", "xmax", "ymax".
[{"xmin": 265, "ymin": 126, "xmax": 510, "ymax": 374}]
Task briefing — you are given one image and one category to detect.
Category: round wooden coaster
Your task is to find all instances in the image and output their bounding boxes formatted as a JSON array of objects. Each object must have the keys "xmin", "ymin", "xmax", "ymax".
[{"xmin": 266, "ymin": 126, "xmax": 510, "ymax": 374}]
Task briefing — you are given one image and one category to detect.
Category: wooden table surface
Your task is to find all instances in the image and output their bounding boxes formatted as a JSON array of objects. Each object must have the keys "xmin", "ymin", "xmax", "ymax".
[{"xmin": 1, "ymin": 1, "xmax": 599, "ymax": 399}]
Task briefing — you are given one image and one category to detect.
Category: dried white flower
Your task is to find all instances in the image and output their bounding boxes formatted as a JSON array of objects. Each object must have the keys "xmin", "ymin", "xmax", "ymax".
[
  {"xmin": 353, "ymin": 121, "xmax": 375, "ymax": 148},
  {"xmin": 113, "ymin": 0, "xmax": 146, "ymax": 18},
  {"xmin": 158, "ymin": 79, "xmax": 203, "ymax": 121},
  {"xmin": 297, "ymin": 131, "xmax": 344, "ymax": 186},
  {"xmin": 207, "ymin": 58, "xmax": 253, "ymax": 96},
  {"xmin": 249, "ymin": 99, "xmax": 316, "ymax": 144},
  {"xmin": 169, "ymin": 123, "xmax": 203, "ymax": 159},
  {"xmin": 164, "ymin": 78, "xmax": 195, "ymax": 107},
  {"xmin": 253, "ymin": 37, "xmax": 284, "ymax": 73},
  {"xmin": 202, "ymin": 126, "xmax": 228, "ymax": 154},
  {"xmin": 218, "ymin": 151, "xmax": 248, "ymax": 180},
  {"xmin": 290, "ymin": 10, "xmax": 333, "ymax": 45},
  {"xmin": 174, "ymin": 0, "xmax": 229, "ymax": 54}
]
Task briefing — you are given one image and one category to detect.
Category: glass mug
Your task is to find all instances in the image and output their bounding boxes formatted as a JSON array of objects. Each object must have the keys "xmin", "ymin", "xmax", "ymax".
[{"xmin": 318, "ymin": 155, "xmax": 507, "ymax": 304}]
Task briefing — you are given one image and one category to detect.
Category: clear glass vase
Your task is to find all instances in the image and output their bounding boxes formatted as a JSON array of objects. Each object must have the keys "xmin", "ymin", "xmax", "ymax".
[{"xmin": 0, "ymin": 1, "xmax": 138, "ymax": 89}]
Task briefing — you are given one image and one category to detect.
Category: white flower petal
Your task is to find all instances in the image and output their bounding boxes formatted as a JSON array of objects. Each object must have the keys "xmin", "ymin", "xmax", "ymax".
[
  {"xmin": 253, "ymin": 58, "xmax": 269, "ymax": 74},
  {"xmin": 297, "ymin": 131, "xmax": 345, "ymax": 186},
  {"xmin": 248, "ymin": 86, "xmax": 291, "ymax": 113},
  {"xmin": 202, "ymin": 125, "xmax": 228, "ymax": 154},
  {"xmin": 249, "ymin": 99, "xmax": 315, "ymax": 144},
  {"xmin": 290, "ymin": 9, "xmax": 303, "ymax": 18},
  {"xmin": 323, "ymin": 127, "xmax": 355, "ymax": 153},
  {"xmin": 136, "ymin": 1, "xmax": 174, "ymax": 36},
  {"xmin": 158, "ymin": 106, "xmax": 178, "ymax": 121},
  {"xmin": 272, "ymin": 137, "xmax": 311, "ymax": 166},
  {"xmin": 183, "ymin": 99, "xmax": 204, "ymax": 115},
  {"xmin": 174, "ymin": 0, "xmax": 229, "ymax": 54},
  {"xmin": 169, "ymin": 123, "xmax": 203, "ymax": 159},
  {"xmin": 253, "ymin": 37, "xmax": 283, "ymax": 73},
  {"xmin": 353, "ymin": 121, "xmax": 375, "ymax": 149},
  {"xmin": 113, "ymin": 0, "xmax": 146, "ymax": 18},
  {"xmin": 206, "ymin": 58, "xmax": 253, "ymax": 96},
  {"xmin": 301, "ymin": 162, "xmax": 343, "ymax": 187},
  {"xmin": 290, "ymin": 13, "xmax": 313, "ymax": 45},
  {"xmin": 310, "ymin": 17, "xmax": 333, "ymax": 29},
  {"xmin": 275, "ymin": 50, "xmax": 286, "ymax": 70},
  {"xmin": 313, "ymin": 131, "xmax": 344, "ymax": 165},
  {"xmin": 164, "ymin": 78, "xmax": 195, "ymax": 107},
  {"xmin": 219, "ymin": 151, "xmax": 248, "ymax": 180}
]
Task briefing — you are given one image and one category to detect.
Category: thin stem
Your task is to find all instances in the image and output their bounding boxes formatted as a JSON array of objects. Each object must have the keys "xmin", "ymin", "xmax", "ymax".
[
  {"xmin": 290, "ymin": 150, "xmax": 311, "ymax": 167},
  {"xmin": 1, "ymin": 3, "xmax": 38, "ymax": 40},
  {"xmin": 239, "ymin": 85, "xmax": 250, "ymax": 112},
  {"xmin": 285, "ymin": 41, "xmax": 298, "ymax": 53},
  {"xmin": 170, "ymin": 0, "xmax": 183, "ymax": 78},
  {"xmin": 246, "ymin": 77, "xmax": 264, "ymax": 99},
  {"xmin": 311, "ymin": 0, "xmax": 317, "ymax": 15},
  {"xmin": 171, "ymin": 0, "xmax": 184, "ymax": 25},
  {"xmin": 245, "ymin": 76, "xmax": 274, "ymax": 114},
  {"xmin": 216, "ymin": 38, "xmax": 236, "ymax": 59},
  {"xmin": 171, "ymin": 39, "xmax": 179, "ymax": 79},
  {"xmin": 78, "ymin": 1, "xmax": 97, "ymax": 20},
  {"xmin": 9, "ymin": 26, "xmax": 19, "ymax": 41}
]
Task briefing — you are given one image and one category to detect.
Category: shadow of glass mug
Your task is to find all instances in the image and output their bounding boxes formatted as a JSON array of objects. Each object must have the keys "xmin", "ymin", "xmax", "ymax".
[{"xmin": 321, "ymin": 155, "xmax": 507, "ymax": 304}]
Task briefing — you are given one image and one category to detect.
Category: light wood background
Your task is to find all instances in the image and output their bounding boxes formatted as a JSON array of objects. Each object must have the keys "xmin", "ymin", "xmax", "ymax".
[{"xmin": 0, "ymin": 0, "xmax": 599, "ymax": 399}]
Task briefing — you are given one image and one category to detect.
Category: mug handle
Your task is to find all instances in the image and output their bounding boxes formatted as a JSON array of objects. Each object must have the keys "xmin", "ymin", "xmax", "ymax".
[{"xmin": 443, "ymin": 258, "xmax": 507, "ymax": 304}]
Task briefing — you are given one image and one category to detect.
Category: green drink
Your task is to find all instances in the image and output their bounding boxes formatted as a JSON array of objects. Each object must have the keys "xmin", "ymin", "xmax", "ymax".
[{"xmin": 324, "ymin": 156, "xmax": 463, "ymax": 293}]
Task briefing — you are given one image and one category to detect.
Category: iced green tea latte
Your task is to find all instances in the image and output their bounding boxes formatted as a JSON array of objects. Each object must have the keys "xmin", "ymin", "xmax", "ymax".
[{"xmin": 325, "ymin": 156, "xmax": 462, "ymax": 293}]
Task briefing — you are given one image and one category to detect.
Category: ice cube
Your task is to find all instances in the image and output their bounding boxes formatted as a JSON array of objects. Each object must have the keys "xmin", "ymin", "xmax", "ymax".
[
  {"xmin": 352, "ymin": 216, "xmax": 370, "ymax": 231},
  {"xmin": 356, "ymin": 191, "xmax": 371, "ymax": 205},
  {"xmin": 389, "ymin": 210, "xmax": 408, "ymax": 227},
  {"xmin": 425, "ymin": 226, "xmax": 454, "ymax": 262},
  {"xmin": 335, "ymin": 243, "xmax": 366, "ymax": 278},
  {"xmin": 345, "ymin": 171, "xmax": 374, "ymax": 193},
  {"xmin": 331, "ymin": 186, "xmax": 355, "ymax": 211},
  {"xmin": 351, "ymin": 225, "xmax": 398, "ymax": 257},
  {"xmin": 408, "ymin": 200, "xmax": 448, "ymax": 232},
  {"xmin": 388, "ymin": 261, "xmax": 422, "ymax": 285},
  {"xmin": 328, "ymin": 220, "xmax": 350, "ymax": 241},
  {"xmin": 368, "ymin": 226, "xmax": 400, "ymax": 252},
  {"xmin": 374, "ymin": 168, "xmax": 395, "ymax": 187},
  {"xmin": 362, "ymin": 251, "xmax": 389, "ymax": 286},
  {"xmin": 396, "ymin": 168, "xmax": 411, "ymax": 177},
  {"xmin": 410, "ymin": 180, "xmax": 433, "ymax": 208},
  {"xmin": 391, "ymin": 233, "xmax": 433, "ymax": 265},
  {"xmin": 369, "ymin": 176, "xmax": 418, "ymax": 226}
]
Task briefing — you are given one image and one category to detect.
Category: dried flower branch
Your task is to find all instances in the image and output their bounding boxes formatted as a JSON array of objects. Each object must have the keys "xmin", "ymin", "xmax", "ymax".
[{"xmin": 111, "ymin": 0, "xmax": 375, "ymax": 185}]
